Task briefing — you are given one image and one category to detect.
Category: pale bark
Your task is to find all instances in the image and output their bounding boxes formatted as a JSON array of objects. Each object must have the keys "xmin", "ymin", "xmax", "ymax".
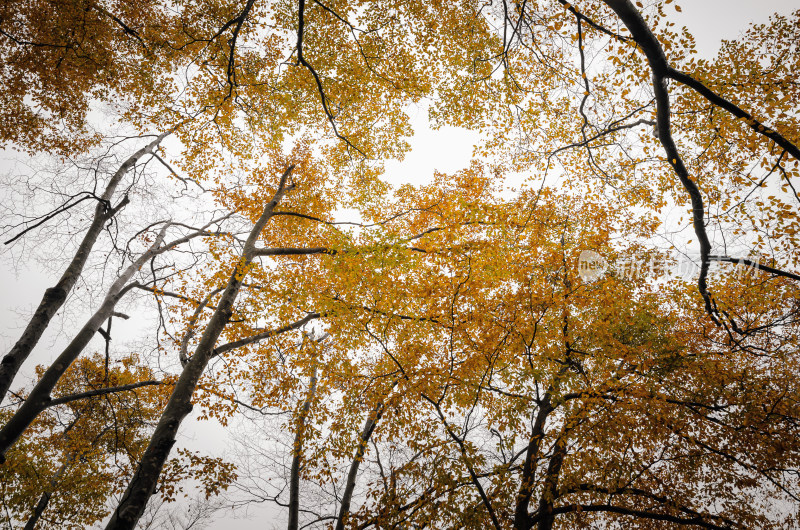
[
  {"xmin": 0, "ymin": 211, "xmax": 232, "ymax": 460},
  {"xmin": 0, "ymin": 224, "xmax": 171, "ymax": 460},
  {"xmin": 179, "ymin": 287, "xmax": 225, "ymax": 365},
  {"xmin": 0, "ymin": 132, "xmax": 171, "ymax": 403}
]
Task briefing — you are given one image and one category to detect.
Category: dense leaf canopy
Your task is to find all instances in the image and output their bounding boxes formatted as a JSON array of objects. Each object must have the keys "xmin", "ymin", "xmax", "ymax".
[{"xmin": 1, "ymin": 0, "xmax": 799, "ymax": 529}]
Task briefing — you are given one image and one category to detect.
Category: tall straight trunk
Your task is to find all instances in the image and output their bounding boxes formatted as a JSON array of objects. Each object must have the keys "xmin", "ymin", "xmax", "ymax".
[
  {"xmin": 335, "ymin": 402, "xmax": 384, "ymax": 530},
  {"xmin": 105, "ymin": 167, "xmax": 295, "ymax": 530},
  {"xmin": 288, "ymin": 363, "xmax": 318, "ymax": 530},
  {"xmin": 0, "ymin": 132, "xmax": 170, "ymax": 403},
  {"xmin": 0, "ymin": 225, "xmax": 171, "ymax": 461}
]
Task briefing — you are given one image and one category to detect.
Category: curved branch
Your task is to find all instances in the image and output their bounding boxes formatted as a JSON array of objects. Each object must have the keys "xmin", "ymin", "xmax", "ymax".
[
  {"xmin": 225, "ymin": 0, "xmax": 257, "ymax": 96},
  {"xmin": 561, "ymin": 484, "xmax": 738, "ymax": 528},
  {"xmin": 296, "ymin": 0, "xmax": 366, "ymax": 156},
  {"xmin": 540, "ymin": 503, "xmax": 732, "ymax": 529},
  {"xmin": 666, "ymin": 68, "xmax": 800, "ymax": 162},
  {"xmin": 601, "ymin": 0, "xmax": 718, "ymax": 322}
]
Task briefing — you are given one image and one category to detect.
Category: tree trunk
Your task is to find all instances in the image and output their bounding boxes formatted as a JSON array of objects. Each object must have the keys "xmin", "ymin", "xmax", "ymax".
[
  {"xmin": 514, "ymin": 393, "xmax": 554, "ymax": 530},
  {"xmin": 535, "ymin": 430, "xmax": 568, "ymax": 530},
  {"xmin": 0, "ymin": 225, "xmax": 170, "ymax": 461},
  {"xmin": 288, "ymin": 363, "xmax": 318, "ymax": 530},
  {"xmin": 0, "ymin": 132, "xmax": 171, "ymax": 403},
  {"xmin": 335, "ymin": 403, "xmax": 384, "ymax": 530},
  {"xmin": 105, "ymin": 166, "xmax": 295, "ymax": 530}
]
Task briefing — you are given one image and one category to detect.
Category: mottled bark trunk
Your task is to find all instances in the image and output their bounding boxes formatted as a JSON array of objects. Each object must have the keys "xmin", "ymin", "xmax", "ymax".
[
  {"xmin": 105, "ymin": 167, "xmax": 294, "ymax": 530},
  {"xmin": 0, "ymin": 132, "xmax": 170, "ymax": 403},
  {"xmin": 0, "ymin": 226, "xmax": 170, "ymax": 461},
  {"xmin": 288, "ymin": 364, "xmax": 318, "ymax": 530}
]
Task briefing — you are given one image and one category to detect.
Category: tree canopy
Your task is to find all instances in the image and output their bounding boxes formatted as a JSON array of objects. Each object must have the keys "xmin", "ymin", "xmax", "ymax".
[{"xmin": 1, "ymin": 0, "xmax": 799, "ymax": 529}]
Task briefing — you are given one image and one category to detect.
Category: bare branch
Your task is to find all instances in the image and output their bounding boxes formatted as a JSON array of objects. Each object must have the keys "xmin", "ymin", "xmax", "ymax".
[
  {"xmin": 47, "ymin": 381, "xmax": 163, "ymax": 409},
  {"xmin": 709, "ymin": 255, "xmax": 800, "ymax": 282},
  {"xmin": 296, "ymin": 0, "xmax": 367, "ymax": 157}
]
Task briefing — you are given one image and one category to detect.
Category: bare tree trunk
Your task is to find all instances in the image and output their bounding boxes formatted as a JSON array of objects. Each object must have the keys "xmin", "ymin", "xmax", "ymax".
[
  {"xmin": 0, "ymin": 224, "xmax": 172, "ymax": 460},
  {"xmin": 288, "ymin": 362, "xmax": 318, "ymax": 530},
  {"xmin": 105, "ymin": 167, "xmax": 296, "ymax": 530},
  {"xmin": 335, "ymin": 402, "xmax": 384, "ymax": 530},
  {"xmin": 0, "ymin": 132, "xmax": 171, "ymax": 403}
]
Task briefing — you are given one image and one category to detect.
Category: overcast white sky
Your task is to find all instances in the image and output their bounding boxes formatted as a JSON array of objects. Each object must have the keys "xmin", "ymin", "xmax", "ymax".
[{"xmin": 0, "ymin": 1, "xmax": 798, "ymax": 528}]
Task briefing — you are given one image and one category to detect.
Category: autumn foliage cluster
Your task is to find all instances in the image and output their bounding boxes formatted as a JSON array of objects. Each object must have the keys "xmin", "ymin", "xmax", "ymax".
[{"xmin": 1, "ymin": 0, "xmax": 799, "ymax": 528}]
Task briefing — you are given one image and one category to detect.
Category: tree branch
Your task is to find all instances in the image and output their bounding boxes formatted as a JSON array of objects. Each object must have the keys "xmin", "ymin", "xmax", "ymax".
[
  {"xmin": 47, "ymin": 381, "xmax": 163, "ymax": 408},
  {"xmin": 601, "ymin": 0, "xmax": 719, "ymax": 323},
  {"xmin": 296, "ymin": 0, "xmax": 366, "ymax": 156},
  {"xmin": 666, "ymin": 68, "xmax": 800, "ymax": 162},
  {"xmin": 212, "ymin": 312, "xmax": 322, "ymax": 357},
  {"xmin": 540, "ymin": 503, "xmax": 732, "ymax": 529},
  {"xmin": 709, "ymin": 255, "xmax": 800, "ymax": 282},
  {"xmin": 252, "ymin": 246, "xmax": 334, "ymax": 257}
]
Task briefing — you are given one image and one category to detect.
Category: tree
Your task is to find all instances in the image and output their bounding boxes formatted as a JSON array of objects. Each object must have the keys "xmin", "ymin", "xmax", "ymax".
[
  {"xmin": 231, "ymin": 167, "xmax": 798, "ymax": 528},
  {"xmin": 0, "ymin": 131, "xmax": 171, "ymax": 404},
  {"xmin": 0, "ymin": 353, "xmax": 168, "ymax": 528},
  {"xmin": 0, "ymin": 213, "xmax": 234, "ymax": 460},
  {"xmin": 2, "ymin": 1, "xmax": 800, "ymax": 529},
  {"xmin": 0, "ymin": 0, "xmax": 180, "ymax": 154}
]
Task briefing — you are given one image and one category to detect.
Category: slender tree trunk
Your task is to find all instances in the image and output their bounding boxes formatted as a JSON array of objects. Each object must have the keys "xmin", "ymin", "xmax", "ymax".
[
  {"xmin": 0, "ymin": 225, "xmax": 170, "ymax": 461},
  {"xmin": 25, "ymin": 487, "xmax": 57, "ymax": 530},
  {"xmin": 105, "ymin": 167, "xmax": 295, "ymax": 530},
  {"xmin": 288, "ymin": 363, "xmax": 318, "ymax": 530},
  {"xmin": 514, "ymin": 393, "xmax": 554, "ymax": 530},
  {"xmin": 335, "ymin": 402, "xmax": 384, "ymax": 530},
  {"xmin": 0, "ymin": 132, "xmax": 171, "ymax": 403},
  {"xmin": 535, "ymin": 430, "xmax": 568, "ymax": 530}
]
